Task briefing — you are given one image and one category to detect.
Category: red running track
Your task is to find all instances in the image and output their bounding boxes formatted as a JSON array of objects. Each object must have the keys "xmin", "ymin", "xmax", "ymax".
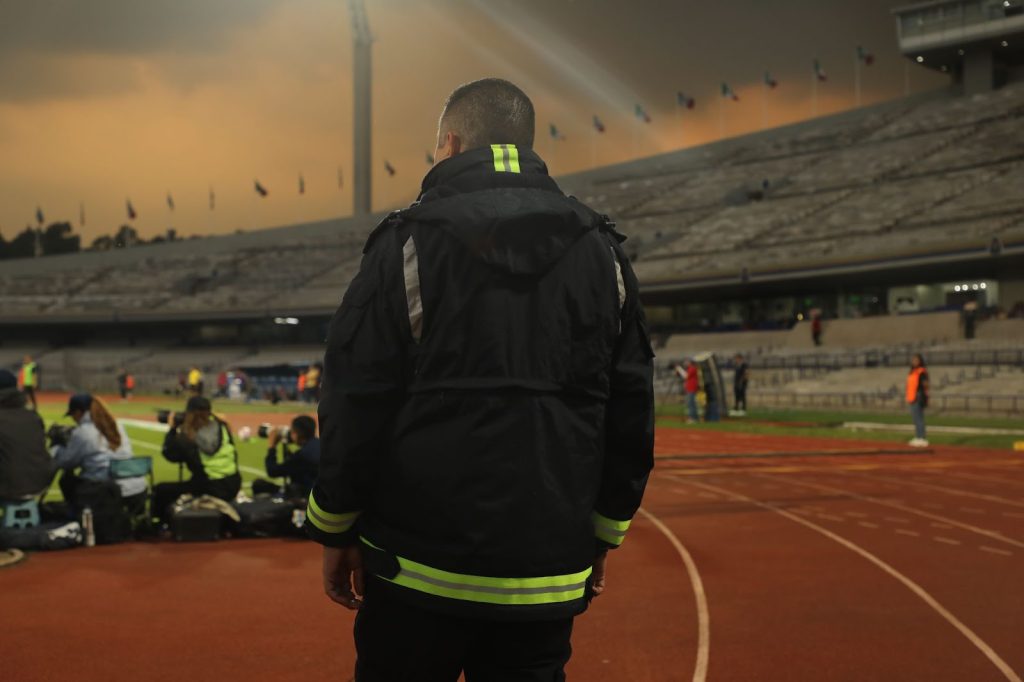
[{"xmin": 2, "ymin": 428, "xmax": 1022, "ymax": 681}]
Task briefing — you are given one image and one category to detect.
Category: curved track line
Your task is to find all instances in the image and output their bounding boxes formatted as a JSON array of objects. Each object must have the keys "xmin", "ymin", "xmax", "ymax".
[
  {"xmin": 744, "ymin": 473, "xmax": 1024, "ymax": 550},
  {"xmin": 638, "ymin": 507, "xmax": 710, "ymax": 682},
  {"xmin": 842, "ymin": 471, "xmax": 1024, "ymax": 508},
  {"xmin": 682, "ymin": 481, "xmax": 1023, "ymax": 682}
]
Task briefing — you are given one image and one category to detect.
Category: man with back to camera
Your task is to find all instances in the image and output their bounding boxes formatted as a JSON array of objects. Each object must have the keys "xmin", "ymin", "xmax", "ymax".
[{"xmin": 307, "ymin": 78, "xmax": 655, "ymax": 680}]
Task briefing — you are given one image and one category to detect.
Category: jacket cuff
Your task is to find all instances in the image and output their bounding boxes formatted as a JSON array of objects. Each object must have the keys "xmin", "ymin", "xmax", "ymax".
[
  {"xmin": 304, "ymin": 491, "xmax": 361, "ymax": 547},
  {"xmin": 592, "ymin": 511, "xmax": 632, "ymax": 548}
]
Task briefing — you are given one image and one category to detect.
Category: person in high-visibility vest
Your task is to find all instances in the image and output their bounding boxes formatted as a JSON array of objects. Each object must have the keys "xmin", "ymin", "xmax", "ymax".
[
  {"xmin": 906, "ymin": 353, "xmax": 930, "ymax": 448},
  {"xmin": 19, "ymin": 356, "xmax": 38, "ymax": 411},
  {"xmin": 152, "ymin": 396, "xmax": 240, "ymax": 524},
  {"xmin": 187, "ymin": 366, "xmax": 204, "ymax": 396}
]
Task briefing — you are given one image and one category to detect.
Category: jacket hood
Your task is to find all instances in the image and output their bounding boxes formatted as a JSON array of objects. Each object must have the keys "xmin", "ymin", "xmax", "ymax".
[{"xmin": 405, "ymin": 147, "xmax": 604, "ymax": 276}]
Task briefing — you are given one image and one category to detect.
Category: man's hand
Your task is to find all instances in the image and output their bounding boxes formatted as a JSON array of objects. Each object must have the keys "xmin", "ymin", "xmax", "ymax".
[
  {"xmin": 323, "ymin": 545, "xmax": 364, "ymax": 610},
  {"xmin": 268, "ymin": 429, "xmax": 281, "ymax": 448},
  {"xmin": 591, "ymin": 551, "xmax": 608, "ymax": 598}
]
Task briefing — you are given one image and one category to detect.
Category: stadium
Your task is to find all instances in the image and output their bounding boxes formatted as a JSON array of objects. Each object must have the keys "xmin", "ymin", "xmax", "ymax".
[{"xmin": 2, "ymin": 1, "xmax": 1024, "ymax": 681}]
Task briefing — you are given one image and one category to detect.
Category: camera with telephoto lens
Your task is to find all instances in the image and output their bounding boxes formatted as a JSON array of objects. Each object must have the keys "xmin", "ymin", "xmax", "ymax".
[
  {"xmin": 257, "ymin": 423, "xmax": 290, "ymax": 440},
  {"xmin": 47, "ymin": 424, "xmax": 75, "ymax": 448},
  {"xmin": 156, "ymin": 409, "xmax": 186, "ymax": 427}
]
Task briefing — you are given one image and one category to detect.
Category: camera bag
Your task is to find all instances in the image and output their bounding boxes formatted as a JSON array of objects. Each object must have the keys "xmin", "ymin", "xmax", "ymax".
[
  {"xmin": 0, "ymin": 521, "xmax": 83, "ymax": 551},
  {"xmin": 171, "ymin": 508, "xmax": 222, "ymax": 542},
  {"xmin": 231, "ymin": 495, "xmax": 297, "ymax": 537}
]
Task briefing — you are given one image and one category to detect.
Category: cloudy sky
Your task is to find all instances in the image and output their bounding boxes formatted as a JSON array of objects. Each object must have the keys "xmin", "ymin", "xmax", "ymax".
[{"xmin": 0, "ymin": 0, "xmax": 946, "ymax": 242}]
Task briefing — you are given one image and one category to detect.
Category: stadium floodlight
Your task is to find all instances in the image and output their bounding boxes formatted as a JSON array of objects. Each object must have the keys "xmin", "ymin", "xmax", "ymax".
[
  {"xmin": 916, "ymin": 55, "xmax": 925, "ymax": 63},
  {"xmin": 954, "ymin": 285, "xmax": 962, "ymax": 292},
  {"xmin": 1002, "ymin": 40, "xmax": 1009, "ymax": 47},
  {"xmin": 981, "ymin": 283, "xmax": 988, "ymax": 289},
  {"xmin": 273, "ymin": 317, "xmax": 300, "ymax": 325}
]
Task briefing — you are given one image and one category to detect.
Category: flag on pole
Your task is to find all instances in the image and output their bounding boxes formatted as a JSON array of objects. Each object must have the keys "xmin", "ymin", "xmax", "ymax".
[
  {"xmin": 209, "ymin": 186, "xmax": 215, "ymax": 210},
  {"xmin": 35, "ymin": 207, "xmax": 44, "ymax": 225},
  {"xmin": 254, "ymin": 180, "xmax": 268, "ymax": 197},
  {"xmin": 857, "ymin": 46, "xmax": 875, "ymax": 66},
  {"xmin": 166, "ymin": 193, "xmax": 175, "ymax": 211},
  {"xmin": 126, "ymin": 199, "xmax": 137, "ymax": 220},
  {"xmin": 426, "ymin": 151, "xmax": 435, "ymax": 165},
  {"xmin": 79, "ymin": 202, "xmax": 85, "ymax": 227},
  {"xmin": 814, "ymin": 59, "xmax": 828, "ymax": 81},
  {"xmin": 676, "ymin": 92, "xmax": 696, "ymax": 109},
  {"xmin": 634, "ymin": 104, "xmax": 651, "ymax": 123},
  {"xmin": 299, "ymin": 174, "xmax": 305, "ymax": 195},
  {"xmin": 592, "ymin": 115, "xmax": 606, "ymax": 133},
  {"xmin": 384, "ymin": 161, "xmax": 396, "ymax": 177},
  {"xmin": 549, "ymin": 123, "xmax": 566, "ymax": 140},
  {"xmin": 763, "ymin": 72, "xmax": 779, "ymax": 88},
  {"xmin": 720, "ymin": 83, "xmax": 740, "ymax": 101}
]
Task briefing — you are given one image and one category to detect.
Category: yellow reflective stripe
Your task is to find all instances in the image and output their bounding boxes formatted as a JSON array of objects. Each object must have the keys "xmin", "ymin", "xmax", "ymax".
[
  {"xmin": 306, "ymin": 493, "xmax": 359, "ymax": 534},
  {"xmin": 593, "ymin": 511, "xmax": 631, "ymax": 547},
  {"xmin": 491, "ymin": 144, "xmax": 507, "ymax": 172},
  {"xmin": 360, "ymin": 536, "xmax": 590, "ymax": 605},
  {"xmin": 506, "ymin": 145, "xmax": 521, "ymax": 173}
]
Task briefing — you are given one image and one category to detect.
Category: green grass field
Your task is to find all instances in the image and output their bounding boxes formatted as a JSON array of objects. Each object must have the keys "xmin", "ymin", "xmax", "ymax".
[{"xmin": 656, "ymin": 404, "xmax": 1023, "ymax": 450}]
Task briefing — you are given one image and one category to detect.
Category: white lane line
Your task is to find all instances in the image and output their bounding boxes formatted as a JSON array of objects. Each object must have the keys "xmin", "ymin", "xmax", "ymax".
[
  {"xmin": 844, "ymin": 471, "xmax": 1024, "ymax": 509},
  {"xmin": 934, "ymin": 536, "xmax": 962, "ymax": 546},
  {"xmin": 683, "ymin": 480, "xmax": 1023, "ymax": 682},
  {"xmin": 638, "ymin": 508, "xmax": 710, "ymax": 682},
  {"xmin": 896, "ymin": 529, "xmax": 921, "ymax": 537},
  {"xmin": 845, "ymin": 511, "xmax": 868, "ymax": 518},
  {"xmin": 744, "ymin": 474, "xmax": 1024, "ymax": 551},
  {"xmin": 1003, "ymin": 512, "xmax": 1024, "ymax": 519},
  {"xmin": 885, "ymin": 516, "xmax": 911, "ymax": 524},
  {"xmin": 818, "ymin": 514, "xmax": 845, "ymax": 522},
  {"xmin": 858, "ymin": 521, "xmax": 879, "ymax": 529},
  {"xmin": 979, "ymin": 546, "xmax": 1014, "ymax": 557},
  {"xmin": 960, "ymin": 508, "xmax": 985, "ymax": 515},
  {"xmin": 930, "ymin": 522, "xmax": 953, "ymax": 530}
]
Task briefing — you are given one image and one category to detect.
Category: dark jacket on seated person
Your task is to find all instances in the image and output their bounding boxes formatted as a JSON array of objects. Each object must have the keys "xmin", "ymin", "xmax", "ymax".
[
  {"xmin": 265, "ymin": 437, "xmax": 320, "ymax": 497},
  {"xmin": 0, "ymin": 380, "xmax": 54, "ymax": 500}
]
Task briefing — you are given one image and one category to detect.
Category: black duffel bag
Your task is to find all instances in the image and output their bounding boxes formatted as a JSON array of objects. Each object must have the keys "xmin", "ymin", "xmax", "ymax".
[
  {"xmin": 232, "ymin": 495, "xmax": 299, "ymax": 537},
  {"xmin": 0, "ymin": 521, "xmax": 83, "ymax": 551}
]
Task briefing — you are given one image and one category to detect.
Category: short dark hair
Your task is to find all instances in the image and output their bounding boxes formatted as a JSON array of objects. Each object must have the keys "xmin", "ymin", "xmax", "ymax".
[
  {"xmin": 291, "ymin": 415, "xmax": 317, "ymax": 440},
  {"xmin": 439, "ymin": 78, "xmax": 535, "ymax": 151}
]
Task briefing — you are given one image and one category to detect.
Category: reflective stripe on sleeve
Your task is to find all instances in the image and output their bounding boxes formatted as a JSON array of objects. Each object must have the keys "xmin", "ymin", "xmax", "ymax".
[
  {"xmin": 360, "ymin": 536, "xmax": 590, "ymax": 606},
  {"xmin": 592, "ymin": 511, "xmax": 631, "ymax": 547},
  {"xmin": 306, "ymin": 492, "xmax": 360, "ymax": 534}
]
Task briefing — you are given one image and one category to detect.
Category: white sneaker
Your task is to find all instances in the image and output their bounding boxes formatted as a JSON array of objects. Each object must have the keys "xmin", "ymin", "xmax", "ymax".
[
  {"xmin": 908, "ymin": 438, "xmax": 921, "ymax": 446},
  {"xmin": 909, "ymin": 438, "xmax": 929, "ymax": 448}
]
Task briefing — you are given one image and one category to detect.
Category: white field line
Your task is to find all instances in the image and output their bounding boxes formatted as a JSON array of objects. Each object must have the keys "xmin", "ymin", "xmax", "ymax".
[
  {"xmin": 842, "ymin": 471, "xmax": 1024, "ymax": 509},
  {"xmin": 638, "ymin": 507, "xmax": 710, "ymax": 682},
  {"xmin": 979, "ymin": 546, "xmax": 1013, "ymax": 557},
  {"xmin": 896, "ymin": 529, "xmax": 921, "ymax": 537},
  {"xmin": 933, "ymin": 536, "xmax": 961, "ymax": 546},
  {"xmin": 741, "ymin": 474, "xmax": 1024, "ymax": 551},
  {"xmin": 683, "ymin": 479, "xmax": 1023, "ymax": 682}
]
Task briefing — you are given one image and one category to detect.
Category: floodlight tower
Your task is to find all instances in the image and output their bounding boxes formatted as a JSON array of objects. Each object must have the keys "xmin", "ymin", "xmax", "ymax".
[{"xmin": 349, "ymin": 0, "xmax": 373, "ymax": 215}]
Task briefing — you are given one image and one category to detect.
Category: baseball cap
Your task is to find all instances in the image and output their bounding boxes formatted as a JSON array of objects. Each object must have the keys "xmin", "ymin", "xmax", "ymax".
[
  {"xmin": 65, "ymin": 393, "xmax": 93, "ymax": 416},
  {"xmin": 186, "ymin": 396, "xmax": 212, "ymax": 412}
]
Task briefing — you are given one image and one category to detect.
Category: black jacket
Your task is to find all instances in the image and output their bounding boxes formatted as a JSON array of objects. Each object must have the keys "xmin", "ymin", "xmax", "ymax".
[
  {"xmin": 307, "ymin": 145, "xmax": 655, "ymax": 620},
  {"xmin": 265, "ymin": 438, "xmax": 320, "ymax": 496},
  {"xmin": 0, "ymin": 389, "xmax": 54, "ymax": 499}
]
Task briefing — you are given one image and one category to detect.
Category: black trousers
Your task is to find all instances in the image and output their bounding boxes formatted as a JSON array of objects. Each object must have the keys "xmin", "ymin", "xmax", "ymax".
[
  {"xmin": 354, "ymin": 578, "xmax": 574, "ymax": 682},
  {"xmin": 734, "ymin": 385, "xmax": 747, "ymax": 411}
]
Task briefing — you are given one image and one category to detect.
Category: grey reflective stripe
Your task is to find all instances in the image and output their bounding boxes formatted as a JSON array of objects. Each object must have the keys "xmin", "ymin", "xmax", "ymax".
[
  {"xmin": 399, "ymin": 568, "xmax": 588, "ymax": 596},
  {"xmin": 501, "ymin": 145, "xmax": 511, "ymax": 171},
  {"xmin": 403, "ymin": 235, "xmax": 423, "ymax": 342},
  {"xmin": 593, "ymin": 516, "xmax": 628, "ymax": 537},
  {"xmin": 611, "ymin": 247, "xmax": 626, "ymax": 331}
]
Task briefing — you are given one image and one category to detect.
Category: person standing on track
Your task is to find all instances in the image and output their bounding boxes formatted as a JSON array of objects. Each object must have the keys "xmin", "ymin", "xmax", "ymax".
[
  {"xmin": 307, "ymin": 77, "xmax": 655, "ymax": 681},
  {"xmin": 733, "ymin": 353, "xmax": 749, "ymax": 415},
  {"xmin": 906, "ymin": 353, "xmax": 930, "ymax": 448},
  {"xmin": 683, "ymin": 358, "xmax": 700, "ymax": 423}
]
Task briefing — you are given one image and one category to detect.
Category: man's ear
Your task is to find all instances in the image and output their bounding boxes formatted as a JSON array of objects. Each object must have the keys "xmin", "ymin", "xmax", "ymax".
[{"xmin": 447, "ymin": 132, "xmax": 463, "ymax": 157}]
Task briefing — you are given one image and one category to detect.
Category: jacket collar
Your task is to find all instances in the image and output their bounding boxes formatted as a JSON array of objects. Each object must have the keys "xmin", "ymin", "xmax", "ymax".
[{"xmin": 419, "ymin": 145, "xmax": 550, "ymax": 197}]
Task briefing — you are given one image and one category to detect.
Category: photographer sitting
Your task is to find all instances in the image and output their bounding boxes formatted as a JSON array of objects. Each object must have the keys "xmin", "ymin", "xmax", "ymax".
[
  {"xmin": 252, "ymin": 415, "xmax": 320, "ymax": 499},
  {"xmin": 50, "ymin": 394, "xmax": 144, "ymax": 542},
  {"xmin": 0, "ymin": 370, "xmax": 53, "ymax": 503},
  {"xmin": 153, "ymin": 396, "xmax": 240, "ymax": 524}
]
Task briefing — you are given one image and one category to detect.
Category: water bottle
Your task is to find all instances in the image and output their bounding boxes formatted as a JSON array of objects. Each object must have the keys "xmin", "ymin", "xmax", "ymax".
[
  {"xmin": 291, "ymin": 508, "xmax": 306, "ymax": 530},
  {"xmin": 82, "ymin": 507, "xmax": 96, "ymax": 547}
]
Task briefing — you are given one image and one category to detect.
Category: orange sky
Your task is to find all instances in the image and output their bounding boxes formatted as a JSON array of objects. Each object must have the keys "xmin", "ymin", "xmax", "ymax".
[{"xmin": 0, "ymin": 0, "xmax": 947, "ymax": 243}]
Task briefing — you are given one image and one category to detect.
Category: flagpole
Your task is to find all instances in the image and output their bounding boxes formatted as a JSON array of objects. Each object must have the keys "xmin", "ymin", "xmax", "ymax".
[
  {"xmin": 591, "ymin": 127, "xmax": 597, "ymax": 168},
  {"xmin": 855, "ymin": 55, "xmax": 862, "ymax": 108},
  {"xmin": 811, "ymin": 71, "xmax": 818, "ymax": 118},
  {"xmin": 718, "ymin": 96, "xmax": 724, "ymax": 138},
  {"xmin": 761, "ymin": 83, "xmax": 768, "ymax": 130},
  {"xmin": 632, "ymin": 120, "xmax": 639, "ymax": 160}
]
